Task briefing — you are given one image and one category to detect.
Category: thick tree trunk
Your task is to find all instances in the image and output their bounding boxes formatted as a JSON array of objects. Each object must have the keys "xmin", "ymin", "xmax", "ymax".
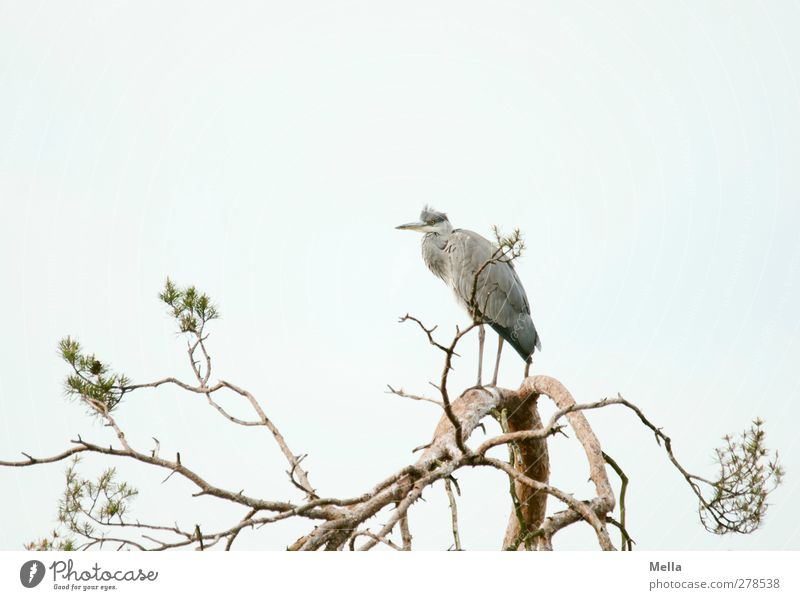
[{"xmin": 502, "ymin": 392, "xmax": 549, "ymax": 549}]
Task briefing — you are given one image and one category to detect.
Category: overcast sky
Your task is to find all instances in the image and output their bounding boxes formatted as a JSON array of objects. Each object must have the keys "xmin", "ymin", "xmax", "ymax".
[{"xmin": 2, "ymin": 0, "xmax": 800, "ymax": 550}]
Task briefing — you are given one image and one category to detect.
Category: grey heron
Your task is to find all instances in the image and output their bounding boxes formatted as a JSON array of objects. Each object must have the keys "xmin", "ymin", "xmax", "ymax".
[{"xmin": 397, "ymin": 206, "xmax": 541, "ymax": 386}]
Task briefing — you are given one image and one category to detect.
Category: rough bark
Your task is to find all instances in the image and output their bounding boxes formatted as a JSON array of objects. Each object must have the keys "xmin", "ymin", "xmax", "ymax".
[{"xmin": 501, "ymin": 392, "xmax": 549, "ymax": 549}]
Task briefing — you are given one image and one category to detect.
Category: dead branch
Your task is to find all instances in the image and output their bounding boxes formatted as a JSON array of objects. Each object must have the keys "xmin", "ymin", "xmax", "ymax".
[
  {"xmin": 386, "ymin": 385, "xmax": 443, "ymax": 407},
  {"xmin": 444, "ymin": 478, "xmax": 462, "ymax": 550}
]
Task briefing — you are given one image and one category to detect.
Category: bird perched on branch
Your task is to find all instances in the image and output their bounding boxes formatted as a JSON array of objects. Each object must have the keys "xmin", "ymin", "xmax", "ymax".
[{"xmin": 396, "ymin": 206, "xmax": 541, "ymax": 386}]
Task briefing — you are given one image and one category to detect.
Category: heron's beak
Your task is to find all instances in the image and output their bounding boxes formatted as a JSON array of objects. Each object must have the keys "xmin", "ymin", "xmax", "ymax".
[{"xmin": 395, "ymin": 221, "xmax": 426, "ymax": 231}]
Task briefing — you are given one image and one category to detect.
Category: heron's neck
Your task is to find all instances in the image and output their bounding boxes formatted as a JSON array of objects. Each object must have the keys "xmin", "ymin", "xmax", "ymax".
[
  {"xmin": 422, "ymin": 232, "xmax": 450, "ymax": 280},
  {"xmin": 424, "ymin": 231, "xmax": 449, "ymax": 249}
]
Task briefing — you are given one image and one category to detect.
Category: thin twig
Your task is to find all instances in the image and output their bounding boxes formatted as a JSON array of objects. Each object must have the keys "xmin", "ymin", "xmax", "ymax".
[{"xmin": 444, "ymin": 478, "xmax": 462, "ymax": 550}]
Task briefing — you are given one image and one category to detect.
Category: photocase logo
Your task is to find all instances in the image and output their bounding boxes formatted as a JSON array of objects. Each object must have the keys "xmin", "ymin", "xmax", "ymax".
[{"xmin": 19, "ymin": 560, "xmax": 45, "ymax": 588}]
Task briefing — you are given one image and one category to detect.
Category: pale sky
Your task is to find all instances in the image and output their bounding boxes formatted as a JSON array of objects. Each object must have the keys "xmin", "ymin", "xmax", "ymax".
[{"xmin": 1, "ymin": 0, "xmax": 799, "ymax": 550}]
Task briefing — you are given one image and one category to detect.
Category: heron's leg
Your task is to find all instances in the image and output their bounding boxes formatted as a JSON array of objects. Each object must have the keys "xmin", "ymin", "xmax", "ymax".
[
  {"xmin": 477, "ymin": 324, "xmax": 485, "ymax": 387},
  {"xmin": 524, "ymin": 357, "xmax": 532, "ymax": 379},
  {"xmin": 491, "ymin": 336, "xmax": 504, "ymax": 386}
]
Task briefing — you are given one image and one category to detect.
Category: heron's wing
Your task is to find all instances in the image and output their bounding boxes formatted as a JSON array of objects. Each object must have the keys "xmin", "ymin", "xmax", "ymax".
[
  {"xmin": 447, "ymin": 229, "xmax": 530, "ymax": 324},
  {"xmin": 447, "ymin": 229, "xmax": 540, "ymax": 358},
  {"xmin": 479, "ymin": 258, "xmax": 531, "ymax": 326}
]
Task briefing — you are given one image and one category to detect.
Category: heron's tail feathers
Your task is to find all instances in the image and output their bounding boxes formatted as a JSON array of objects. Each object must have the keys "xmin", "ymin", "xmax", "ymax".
[{"xmin": 490, "ymin": 317, "xmax": 541, "ymax": 362}]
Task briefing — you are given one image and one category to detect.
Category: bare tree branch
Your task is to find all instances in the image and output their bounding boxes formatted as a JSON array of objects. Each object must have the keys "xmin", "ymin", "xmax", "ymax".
[{"xmin": 444, "ymin": 478, "xmax": 462, "ymax": 550}]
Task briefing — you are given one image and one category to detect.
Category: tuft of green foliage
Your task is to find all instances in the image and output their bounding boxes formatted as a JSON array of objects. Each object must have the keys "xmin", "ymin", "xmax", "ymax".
[
  {"xmin": 25, "ymin": 530, "xmax": 77, "ymax": 552},
  {"xmin": 26, "ymin": 457, "xmax": 138, "ymax": 551},
  {"xmin": 492, "ymin": 226, "xmax": 526, "ymax": 262},
  {"xmin": 702, "ymin": 418, "xmax": 784, "ymax": 534},
  {"xmin": 59, "ymin": 337, "xmax": 130, "ymax": 414},
  {"xmin": 159, "ymin": 278, "xmax": 219, "ymax": 334}
]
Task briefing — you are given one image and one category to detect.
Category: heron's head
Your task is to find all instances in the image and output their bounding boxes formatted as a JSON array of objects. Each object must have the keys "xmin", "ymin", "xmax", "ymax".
[{"xmin": 396, "ymin": 206, "xmax": 452, "ymax": 235}]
